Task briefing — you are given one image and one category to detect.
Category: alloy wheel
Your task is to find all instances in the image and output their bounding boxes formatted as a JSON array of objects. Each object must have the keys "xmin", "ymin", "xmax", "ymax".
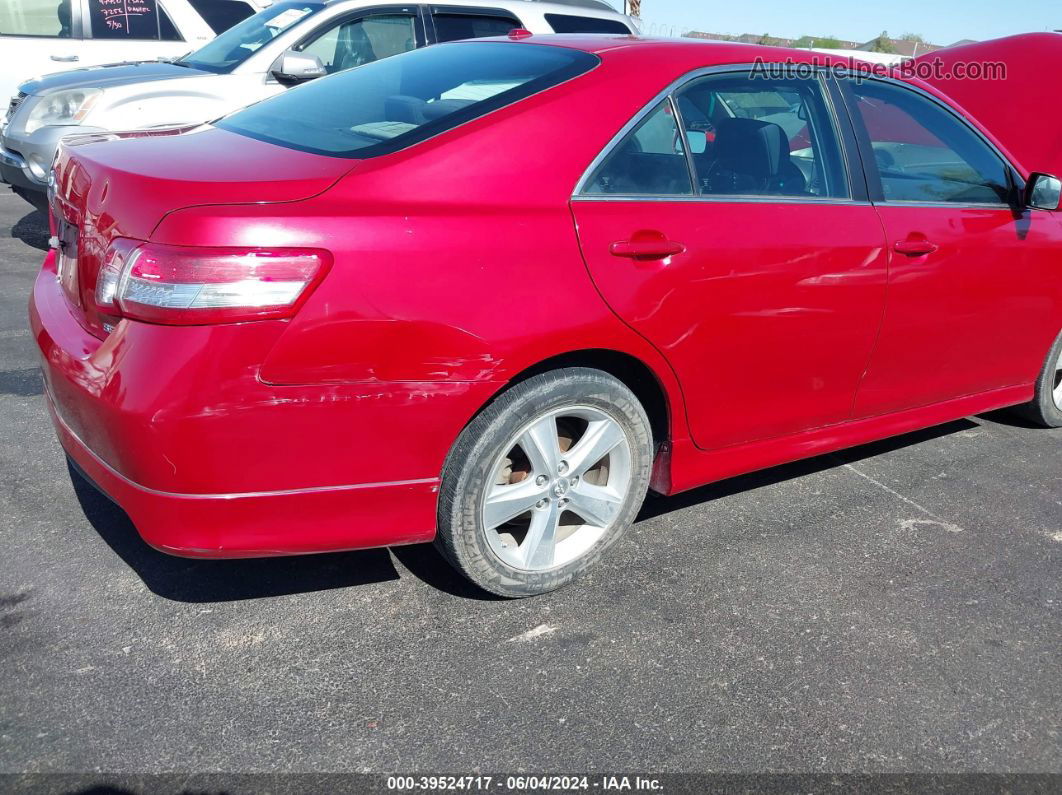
[{"xmin": 481, "ymin": 406, "xmax": 633, "ymax": 572}]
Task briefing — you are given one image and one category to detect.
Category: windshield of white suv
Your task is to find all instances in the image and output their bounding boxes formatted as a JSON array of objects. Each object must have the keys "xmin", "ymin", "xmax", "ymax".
[
  {"xmin": 216, "ymin": 41, "xmax": 599, "ymax": 158},
  {"xmin": 179, "ymin": 1, "xmax": 325, "ymax": 73}
]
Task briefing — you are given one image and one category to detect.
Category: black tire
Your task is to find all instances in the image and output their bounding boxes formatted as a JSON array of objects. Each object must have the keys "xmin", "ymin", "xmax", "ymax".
[
  {"xmin": 1015, "ymin": 331, "xmax": 1062, "ymax": 428},
  {"xmin": 436, "ymin": 368, "xmax": 654, "ymax": 598}
]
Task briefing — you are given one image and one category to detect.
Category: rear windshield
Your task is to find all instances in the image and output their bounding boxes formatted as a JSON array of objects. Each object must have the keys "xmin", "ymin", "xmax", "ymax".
[
  {"xmin": 216, "ymin": 41, "xmax": 598, "ymax": 158},
  {"xmin": 180, "ymin": 2, "xmax": 325, "ymax": 73}
]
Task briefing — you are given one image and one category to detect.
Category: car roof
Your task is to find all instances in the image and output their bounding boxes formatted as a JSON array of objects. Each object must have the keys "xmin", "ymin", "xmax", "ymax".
[
  {"xmin": 475, "ymin": 33, "xmax": 861, "ymax": 63},
  {"xmin": 323, "ymin": 0, "xmax": 625, "ymax": 13}
]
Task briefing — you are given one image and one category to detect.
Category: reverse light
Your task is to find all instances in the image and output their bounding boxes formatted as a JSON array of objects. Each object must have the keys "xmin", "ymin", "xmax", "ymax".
[{"xmin": 95, "ymin": 241, "xmax": 331, "ymax": 325}]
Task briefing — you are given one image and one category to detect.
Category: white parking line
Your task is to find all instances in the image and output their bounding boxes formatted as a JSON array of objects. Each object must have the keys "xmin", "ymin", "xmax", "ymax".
[{"xmin": 842, "ymin": 461, "xmax": 965, "ymax": 534}]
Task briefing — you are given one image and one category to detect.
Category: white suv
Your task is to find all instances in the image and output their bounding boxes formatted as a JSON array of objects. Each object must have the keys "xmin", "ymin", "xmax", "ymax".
[
  {"xmin": 0, "ymin": 0, "xmax": 272, "ymax": 103},
  {"xmin": 1, "ymin": 0, "xmax": 635, "ymax": 209}
]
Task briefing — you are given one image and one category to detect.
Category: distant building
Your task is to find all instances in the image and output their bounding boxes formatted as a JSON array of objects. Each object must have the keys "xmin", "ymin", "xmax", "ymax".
[
  {"xmin": 856, "ymin": 36, "xmax": 942, "ymax": 57},
  {"xmin": 685, "ymin": 30, "xmax": 972, "ymax": 59}
]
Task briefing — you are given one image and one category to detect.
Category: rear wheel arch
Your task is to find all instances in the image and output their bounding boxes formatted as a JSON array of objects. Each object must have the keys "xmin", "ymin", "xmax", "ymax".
[{"xmin": 461, "ymin": 349, "xmax": 677, "ymax": 454}]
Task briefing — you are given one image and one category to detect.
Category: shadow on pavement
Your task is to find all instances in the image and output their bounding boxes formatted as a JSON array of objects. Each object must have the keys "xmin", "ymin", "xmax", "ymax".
[
  {"xmin": 11, "ymin": 208, "xmax": 49, "ymax": 252},
  {"xmin": 976, "ymin": 406, "xmax": 1046, "ymax": 429},
  {"xmin": 68, "ymin": 418, "xmax": 981, "ymax": 603},
  {"xmin": 68, "ymin": 461, "xmax": 402, "ymax": 603},
  {"xmin": 637, "ymin": 418, "xmax": 979, "ymax": 522}
]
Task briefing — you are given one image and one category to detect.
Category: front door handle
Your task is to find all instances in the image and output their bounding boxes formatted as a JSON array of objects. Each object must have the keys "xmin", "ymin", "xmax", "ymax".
[
  {"xmin": 609, "ymin": 235, "xmax": 685, "ymax": 261},
  {"xmin": 894, "ymin": 239, "xmax": 938, "ymax": 257},
  {"xmin": 50, "ymin": 54, "xmax": 79, "ymax": 62}
]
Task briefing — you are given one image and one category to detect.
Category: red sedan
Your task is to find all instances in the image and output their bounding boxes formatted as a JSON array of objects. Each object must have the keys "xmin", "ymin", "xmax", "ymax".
[{"xmin": 30, "ymin": 35, "xmax": 1062, "ymax": 597}]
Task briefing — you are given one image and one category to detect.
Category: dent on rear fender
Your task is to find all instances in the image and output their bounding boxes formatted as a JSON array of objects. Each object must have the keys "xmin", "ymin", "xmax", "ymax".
[{"xmin": 260, "ymin": 317, "xmax": 505, "ymax": 384}]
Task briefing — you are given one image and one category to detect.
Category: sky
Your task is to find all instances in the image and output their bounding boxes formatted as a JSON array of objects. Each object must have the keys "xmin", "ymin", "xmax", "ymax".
[{"xmin": 597, "ymin": 0, "xmax": 1060, "ymax": 45}]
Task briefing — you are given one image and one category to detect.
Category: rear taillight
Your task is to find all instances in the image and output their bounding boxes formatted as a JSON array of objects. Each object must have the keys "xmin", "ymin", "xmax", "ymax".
[{"xmin": 95, "ymin": 241, "xmax": 331, "ymax": 325}]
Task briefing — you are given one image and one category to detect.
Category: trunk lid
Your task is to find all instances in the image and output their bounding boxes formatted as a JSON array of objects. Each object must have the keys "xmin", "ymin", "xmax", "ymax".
[
  {"xmin": 51, "ymin": 125, "xmax": 355, "ymax": 338},
  {"xmin": 916, "ymin": 33, "xmax": 1062, "ymax": 175}
]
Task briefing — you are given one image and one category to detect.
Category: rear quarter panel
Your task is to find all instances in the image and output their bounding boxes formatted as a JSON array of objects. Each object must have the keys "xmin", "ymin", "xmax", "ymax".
[{"xmin": 151, "ymin": 50, "xmax": 697, "ymax": 440}]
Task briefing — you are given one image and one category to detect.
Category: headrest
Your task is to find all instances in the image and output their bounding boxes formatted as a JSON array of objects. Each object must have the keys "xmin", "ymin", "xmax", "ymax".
[{"xmin": 713, "ymin": 117, "xmax": 791, "ymax": 179}]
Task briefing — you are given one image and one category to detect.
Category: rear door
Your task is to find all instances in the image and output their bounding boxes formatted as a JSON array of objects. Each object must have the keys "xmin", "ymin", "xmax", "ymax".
[
  {"xmin": 571, "ymin": 69, "xmax": 890, "ymax": 450},
  {"xmin": 79, "ymin": 0, "xmax": 194, "ymax": 65},
  {"xmin": 0, "ymin": 0, "xmax": 85, "ymax": 102},
  {"xmin": 840, "ymin": 77, "xmax": 1062, "ymax": 417}
]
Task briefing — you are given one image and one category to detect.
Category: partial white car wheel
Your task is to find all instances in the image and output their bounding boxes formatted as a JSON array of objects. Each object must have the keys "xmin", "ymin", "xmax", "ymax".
[
  {"xmin": 1017, "ymin": 330, "xmax": 1062, "ymax": 428},
  {"xmin": 436, "ymin": 368, "xmax": 654, "ymax": 597}
]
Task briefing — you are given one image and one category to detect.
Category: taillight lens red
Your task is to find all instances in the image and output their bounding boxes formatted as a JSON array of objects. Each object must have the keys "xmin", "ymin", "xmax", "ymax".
[{"xmin": 95, "ymin": 241, "xmax": 331, "ymax": 325}]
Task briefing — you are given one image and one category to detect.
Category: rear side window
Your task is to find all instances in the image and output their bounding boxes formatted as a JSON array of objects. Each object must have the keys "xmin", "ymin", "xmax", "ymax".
[
  {"xmin": 545, "ymin": 14, "xmax": 631, "ymax": 34},
  {"xmin": 583, "ymin": 72, "xmax": 849, "ymax": 200},
  {"xmin": 676, "ymin": 74, "xmax": 849, "ymax": 199},
  {"xmin": 88, "ymin": 0, "xmax": 178, "ymax": 40},
  {"xmin": 218, "ymin": 41, "xmax": 599, "ymax": 157},
  {"xmin": 0, "ymin": 0, "xmax": 74, "ymax": 37},
  {"xmin": 847, "ymin": 79, "xmax": 1012, "ymax": 205},
  {"xmin": 432, "ymin": 12, "xmax": 519, "ymax": 42},
  {"xmin": 584, "ymin": 101, "xmax": 693, "ymax": 195},
  {"xmin": 187, "ymin": 0, "xmax": 256, "ymax": 34}
]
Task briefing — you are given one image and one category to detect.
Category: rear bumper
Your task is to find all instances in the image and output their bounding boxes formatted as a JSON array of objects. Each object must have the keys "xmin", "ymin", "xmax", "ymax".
[
  {"xmin": 55, "ymin": 401, "xmax": 441, "ymax": 557},
  {"xmin": 30, "ymin": 251, "xmax": 500, "ymax": 557}
]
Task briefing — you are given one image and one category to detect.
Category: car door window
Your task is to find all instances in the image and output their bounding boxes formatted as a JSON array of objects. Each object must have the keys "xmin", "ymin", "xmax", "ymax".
[
  {"xmin": 583, "ymin": 100, "xmax": 694, "ymax": 196},
  {"xmin": 675, "ymin": 73, "xmax": 849, "ymax": 199},
  {"xmin": 432, "ymin": 11, "xmax": 519, "ymax": 42},
  {"xmin": 88, "ymin": 0, "xmax": 175, "ymax": 40},
  {"xmin": 299, "ymin": 13, "xmax": 417, "ymax": 74},
  {"xmin": 848, "ymin": 80, "xmax": 1012, "ymax": 205},
  {"xmin": 0, "ymin": 0, "xmax": 75, "ymax": 37},
  {"xmin": 179, "ymin": 2, "xmax": 325, "ymax": 73}
]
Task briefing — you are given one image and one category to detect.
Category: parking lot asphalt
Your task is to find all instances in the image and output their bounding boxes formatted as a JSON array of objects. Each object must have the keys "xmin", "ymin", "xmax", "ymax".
[{"xmin": 0, "ymin": 189, "xmax": 1059, "ymax": 776}]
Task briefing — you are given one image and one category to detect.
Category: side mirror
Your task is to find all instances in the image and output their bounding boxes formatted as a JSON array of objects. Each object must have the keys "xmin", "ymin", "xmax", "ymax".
[
  {"xmin": 1025, "ymin": 172, "xmax": 1062, "ymax": 211},
  {"xmin": 684, "ymin": 130, "xmax": 707, "ymax": 155},
  {"xmin": 270, "ymin": 50, "xmax": 327, "ymax": 84}
]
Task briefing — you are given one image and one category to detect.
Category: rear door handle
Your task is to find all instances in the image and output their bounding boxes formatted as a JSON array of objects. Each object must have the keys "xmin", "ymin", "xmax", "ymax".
[
  {"xmin": 50, "ymin": 55, "xmax": 79, "ymax": 62},
  {"xmin": 894, "ymin": 239, "xmax": 938, "ymax": 257},
  {"xmin": 609, "ymin": 238, "xmax": 685, "ymax": 261}
]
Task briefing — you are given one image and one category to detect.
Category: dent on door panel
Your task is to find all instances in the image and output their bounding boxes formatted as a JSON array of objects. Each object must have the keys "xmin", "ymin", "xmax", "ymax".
[{"xmin": 571, "ymin": 200, "xmax": 890, "ymax": 450}]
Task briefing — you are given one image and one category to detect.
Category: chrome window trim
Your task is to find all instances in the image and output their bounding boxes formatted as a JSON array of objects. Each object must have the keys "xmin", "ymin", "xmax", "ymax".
[
  {"xmin": 573, "ymin": 63, "xmax": 855, "ymax": 203},
  {"xmin": 872, "ymin": 201, "xmax": 1014, "ymax": 211},
  {"xmin": 835, "ymin": 71, "xmax": 1023, "ymax": 209},
  {"xmin": 571, "ymin": 195, "xmax": 873, "ymax": 207},
  {"xmin": 813, "ymin": 71, "xmax": 855, "ymax": 199},
  {"xmin": 668, "ymin": 93, "xmax": 698, "ymax": 197}
]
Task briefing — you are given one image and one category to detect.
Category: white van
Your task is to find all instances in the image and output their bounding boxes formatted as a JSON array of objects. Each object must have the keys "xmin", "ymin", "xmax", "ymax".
[
  {"xmin": 1, "ymin": 0, "xmax": 635, "ymax": 209},
  {"xmin": 0, "ymin": 0, "xmax": 272, "ymax": 102}
]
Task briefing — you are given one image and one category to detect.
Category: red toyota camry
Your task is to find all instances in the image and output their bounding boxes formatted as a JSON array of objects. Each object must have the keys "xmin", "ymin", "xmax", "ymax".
[{"xmin": 30, "ymin": 35, "xmax": 1062, "ymax": 597}]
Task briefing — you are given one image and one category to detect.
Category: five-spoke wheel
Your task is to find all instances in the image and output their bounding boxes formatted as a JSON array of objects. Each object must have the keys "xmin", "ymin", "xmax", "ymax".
[
  {"xmin": 436, "ymin": 369, "xmax": 653, "ymax": 597},
  {"xmin": 482, "ymin": 406, "xmax": 632, "ymax": 572}
]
